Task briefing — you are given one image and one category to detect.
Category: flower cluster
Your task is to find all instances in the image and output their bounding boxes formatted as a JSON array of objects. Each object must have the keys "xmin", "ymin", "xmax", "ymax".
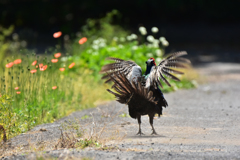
[
  {"xmin": 138, "ymin": 26, "xmax": 169, "ymax": 48},
  {"xmin": 139, "ymin": 27, "xmax": 147, "ymax": 35},
  {"xmin": 159, "ymin": 37, "xmax": 169, "ymax": 47},
  {"xmin": 5, "ymin": 59, "xmax": 22, "ymax": 68}
]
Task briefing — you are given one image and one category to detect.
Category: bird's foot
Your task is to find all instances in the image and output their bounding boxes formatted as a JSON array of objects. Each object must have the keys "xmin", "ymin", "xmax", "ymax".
[
  {"xmin": 151, "ymin": 130, "xmax": 158, "ymax": 135},
  {"xmin": 136, "ymin": 130, "xmax": 144, "ymax": 136}
]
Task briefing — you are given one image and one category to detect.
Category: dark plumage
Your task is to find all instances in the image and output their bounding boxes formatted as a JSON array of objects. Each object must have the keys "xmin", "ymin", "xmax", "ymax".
[{"xmin": 100, "ymin": 51, "xmax": 190, "ymax": 135}]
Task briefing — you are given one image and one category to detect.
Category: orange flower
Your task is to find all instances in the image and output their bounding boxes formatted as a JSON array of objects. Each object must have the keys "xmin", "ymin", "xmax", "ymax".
[
  {"xmin": 79, "ymin": 37, "xmax": 87, "ymax": 45},
  {"xmin": 39, "ymin": 63, "xmax": 43, "ymax": 68},
  {"xmin": 52, "ymin": 86, "xmax": 57, "ymax": 90},
  {"xmin": 14, "ymin": 59, "xmax": 22, "ymax": 64},
  {"xmin": 32, "ymin": 60, "xmax": 37, "ymax": 66},
  {"xmin": 68, "ymin": 62, "xmax": 75, "ymax": 69},
  {"xmin": 54, "ymin": 53, "xmax": 61, "ymax": 58},
  {"xmin": 6, "ymin": 62, "xmax": 14, "ymax": 68},
  {"xmin": 53, "ymin": 31, "xmax": 62, "ymax": 38},
  {"xmin": 59, "ymin": 68, "xmax": 65, "ymax": 71},
  {"xmin": 16, "ymin": 91, "xmax": 21, "ymax": 94},
  {"xmin": 30, "ymin": 69, "xmax": 37, "ymax": 74},
  {"xmin": 15, "ymin": 87, "xmax": 19, "ymax": 90},
  {"xmin": 40, "ymin": 65, "xmax": 48, "ymax": 71},
  {"xmin": 51, "ymin": 59, "xmax": 58, "ymax": 63},
  {"xmin": 0, "ymin": 95, "xmax": 2, "ymax": 97}
]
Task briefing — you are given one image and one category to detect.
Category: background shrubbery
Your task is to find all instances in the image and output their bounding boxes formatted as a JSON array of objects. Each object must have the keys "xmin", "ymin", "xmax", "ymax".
[{"xmin": 0, "ymin": 10, "xmax": 196, "ymax": 141}]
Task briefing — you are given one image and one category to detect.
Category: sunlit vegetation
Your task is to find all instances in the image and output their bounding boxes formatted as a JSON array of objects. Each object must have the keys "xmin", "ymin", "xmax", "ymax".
[{"xmin": 0, "ymin": 10, "xmax": 197, "ymax": 141}]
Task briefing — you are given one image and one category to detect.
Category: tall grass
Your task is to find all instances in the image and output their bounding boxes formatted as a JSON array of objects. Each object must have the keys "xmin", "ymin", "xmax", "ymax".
[{"xmin": 0, "ymin": 53, "xmax": 112, "ymax": 140}]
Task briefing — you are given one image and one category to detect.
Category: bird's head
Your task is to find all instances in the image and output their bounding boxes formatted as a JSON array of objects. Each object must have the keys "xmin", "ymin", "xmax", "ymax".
[{"xmin": 146, "ymin": 57, "xmax": 156, "ymax": 66}]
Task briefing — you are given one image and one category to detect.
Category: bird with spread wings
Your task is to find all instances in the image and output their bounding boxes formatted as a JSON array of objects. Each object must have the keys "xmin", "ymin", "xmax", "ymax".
[{"xmin": 100, "ymin": 51, "xmax": 190, "ymax": 135}]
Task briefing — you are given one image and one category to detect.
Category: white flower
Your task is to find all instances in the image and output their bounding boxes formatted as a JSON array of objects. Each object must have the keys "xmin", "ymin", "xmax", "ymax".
[
  {"xmin": 130, "ymin": 34, "xmax": 138, "ymax": 40},
  {"xmin": 107, "ymin": 47, "xmax": 117, "ymax": 52},
  {"xmin": 61, "ymin": 57, "xmax": 68, "ymax": 62},
  {"xmin": 159, "ymin": 37, "xmax": 169, "ymax": 47},
  {"xmin": 156, "ymin": 49, "xmax": 162, "ymax": 56},
  {"xmin": 153, "ymin": 39, "xmax": 159, "ymax": 43},
  {"xmin": 126, "ymin": 35, "xmax": 132, "ymax": 41},
  {"xmin": 92, "ymin": 45, "xmax": 99, "ymax": 50},
  {"xmin": 159, "ymin": 37, "xmax": 166, "ymax": 42},
  {"xmin": 99, "ymin": 42, "xmax": 106, "ymax": 48},
  {"xmin": 110, "ymin": 47, "xmax": 117, "ymax": 51},
  {"xmin": 126, "ymin": 34, "xmax": 137, "ymax": 41},
  {"xmin": 113, "ymin": 37, "xmax": 118, "ymax": 41},
  {"xmin": 151, "ymin": 27, "xmax": 159, "ymax": 33},
  {"xmin": 93, "ymin": 39, "xmax": 99, "ymax": 45},
  {"xmin": 118, "ymin": 44, "xmax": 124, "ymax": 48},
  {"xmin": 152, "ymin": 43, "xmax": 159, "ymax": 48},
  {"xmin": 147, "ymin": 44, "xmax": 153, "ymax": 48},
  {"xmin": 156, "ymin": 57, "xmax": 162, "ymax": 63},
  {"xmin": 98, "ymin": 38, "xmax": 106, "ymax": 43},
  {"xmin": 147, "ymin": 35, "xmax": 155, "ymax": 42},
  {"xmin": 132, "ymin": 46, "xmax": 138, "ymax": 50},
  {"xmin": 162, "ymin": 40, "xmax": 169, "ymax": 47},
  {"xmin": 146, "ymin": 53, "xmax": 153, "ymax": 57},
  {"xmin": 152, "ymin": 39, "xmax": 159, "ymax": 48},
  {"xmin": 120, "ymin": 37, "xmax": 126, "ymax": 42},
  {"xmin": 139, "ymin": 26, "xmax": 147, "ymax": 35}
]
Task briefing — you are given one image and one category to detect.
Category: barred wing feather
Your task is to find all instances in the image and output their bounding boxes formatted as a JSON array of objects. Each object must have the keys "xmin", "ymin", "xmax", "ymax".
[
  {"xmin": 100, "ymin": 57, "xmax": 142, "ymax": 83},
  {"xmin": 145, "ymin": 51, "xmax": 190, "ymax": 89}
]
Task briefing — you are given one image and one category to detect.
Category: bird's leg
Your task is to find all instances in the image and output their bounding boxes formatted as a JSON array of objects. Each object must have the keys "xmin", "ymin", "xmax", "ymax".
[
  {"xmin": 149, "ymin": 115, "xmax": 158, "ymax": 135},
  {"xmin": 136, "ymin": 115, "xmax": 144, "ymax": 135}
]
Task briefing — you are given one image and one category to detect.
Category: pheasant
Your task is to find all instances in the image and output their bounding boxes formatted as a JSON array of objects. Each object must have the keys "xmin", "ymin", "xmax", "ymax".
[{"xmin": 100, "ymin": 51, "xmax": 190, "ymax": 135}]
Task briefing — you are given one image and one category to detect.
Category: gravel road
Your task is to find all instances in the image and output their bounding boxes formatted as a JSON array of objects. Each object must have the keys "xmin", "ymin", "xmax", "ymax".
[{"xmin": 1, "ymin": 63, "xmax": 240, "ymax": 160}]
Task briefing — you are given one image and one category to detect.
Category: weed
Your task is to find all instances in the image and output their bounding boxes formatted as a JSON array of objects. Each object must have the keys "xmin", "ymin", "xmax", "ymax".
[
  {"xmin": 76, "ymin": 139, "xmax": 101, "ymax": 149},
  {"xmin": 119, "ymin": 113, "xmax": 130, "ymax": 118},
  {"xmin": 0, "ymin": 125, "xmax": 6, "ymax": 142},
  {"xmin": 81, "ymin": 115, "xmax": 90, "ymax": 120}
]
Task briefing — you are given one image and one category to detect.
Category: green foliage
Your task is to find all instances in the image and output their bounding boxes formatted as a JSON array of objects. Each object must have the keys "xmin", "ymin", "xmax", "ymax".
[
  {"xmin": 70, "ymin": 10, "xmax": 129, "ymax": 56},
  {"xmin": 0, "ymin": 25, "xmax": 14, "ymax": 61},
  {"xmin": 78, "ymin": 39, "xmax": 164, "ymax": 75}
]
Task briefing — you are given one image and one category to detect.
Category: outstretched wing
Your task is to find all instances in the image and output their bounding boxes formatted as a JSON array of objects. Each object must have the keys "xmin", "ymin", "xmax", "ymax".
[
  {"xmin": 146, "ymin": 51, "xmax": 190, "ymax": 89},
  {"xmin": 100, "ymin": 57, "xmax": 142, "ymax": 83},
  {"xmin": 106, "ymin": 72, "xmax": 157, "ymax": 105}
]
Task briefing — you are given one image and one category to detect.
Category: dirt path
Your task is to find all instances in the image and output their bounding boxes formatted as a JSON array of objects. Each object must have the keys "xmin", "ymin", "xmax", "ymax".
[{"xmin": 1, "ymin": 63, "xmax": 240, "ymax": 159}]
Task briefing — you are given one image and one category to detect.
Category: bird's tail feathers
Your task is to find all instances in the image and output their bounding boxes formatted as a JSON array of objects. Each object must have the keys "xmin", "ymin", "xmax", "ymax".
[{"xmin": 106, "ymin": 72, "xmax": 157, "ymax": 105}]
